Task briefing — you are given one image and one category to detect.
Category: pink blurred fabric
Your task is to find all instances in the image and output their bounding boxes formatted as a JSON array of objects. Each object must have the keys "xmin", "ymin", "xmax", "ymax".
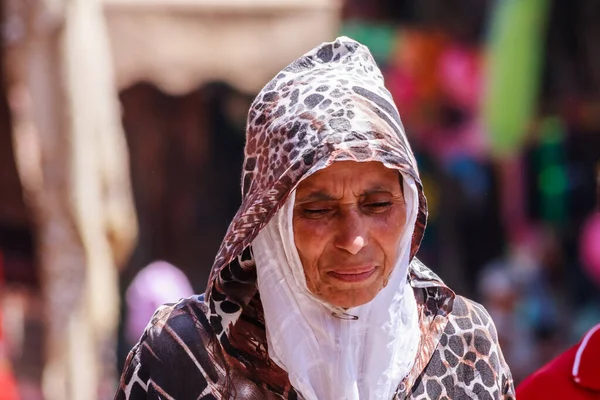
[
  {"xmin": 580, "ymin": 212, "xmax": 600, "ymax": 287},
  {"xmin": 125, "ymin": 261, "xmax": 194, "ymax": 345},
  {"xmin": 438, "ymin": 45, "xmax": 482, "ymax": 111},
  {"xmin": 435, "ymin": 44, "xmax": 488, "ymax": 162}
]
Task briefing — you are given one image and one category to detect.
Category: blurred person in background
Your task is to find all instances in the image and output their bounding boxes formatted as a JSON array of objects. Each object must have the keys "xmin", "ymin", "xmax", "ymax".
[
  {"xmin": 115, "ymin": 37, "xmax": 514, "ymax": 399},
  {"xmin": 517, "ymin": 166, "xmax": 600, "ymax": 399},
  {"xmin": 124, "ymin": 261, "xmax": 194, "ymax": 350},
  {"xmin": 477, "ymin": 260, "xmax": 535, "ymax": 383},
  {"xmin": 516, "ymin": 323, "xmax": 600, "ymax": 399},
  {"xmin": 477, "ymin": 227, "xmax": 564, "ymax": 383}
]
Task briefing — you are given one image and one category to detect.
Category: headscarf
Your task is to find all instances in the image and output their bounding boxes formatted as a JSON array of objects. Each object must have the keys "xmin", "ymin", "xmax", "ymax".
[{"xmin": 204, "ymin": 36, "xmax": 428, "ymax": 398}]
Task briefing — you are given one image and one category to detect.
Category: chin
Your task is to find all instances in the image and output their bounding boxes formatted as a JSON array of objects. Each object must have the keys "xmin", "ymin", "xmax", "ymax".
[{"xmin": 328, "ymin": 289, "xmax": 379, "ymax": 309}]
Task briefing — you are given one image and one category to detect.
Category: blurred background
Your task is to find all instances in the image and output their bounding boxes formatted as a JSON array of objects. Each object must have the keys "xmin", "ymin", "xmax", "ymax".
[{"xmin": 0, "ymin": 0, "xmax": 599, "ymax": 399}]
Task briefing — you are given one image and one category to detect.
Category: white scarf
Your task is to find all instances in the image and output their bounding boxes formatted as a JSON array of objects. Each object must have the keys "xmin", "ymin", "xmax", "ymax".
[{"xmin": 252, "ymin": 172, "xmax": 420, "ymax": 400}]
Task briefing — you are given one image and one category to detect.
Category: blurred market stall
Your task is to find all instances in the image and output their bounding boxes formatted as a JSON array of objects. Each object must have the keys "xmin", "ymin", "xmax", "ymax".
[{"xmin": 0, "ymin": 1, "xmax": 340, "ymax": 399}]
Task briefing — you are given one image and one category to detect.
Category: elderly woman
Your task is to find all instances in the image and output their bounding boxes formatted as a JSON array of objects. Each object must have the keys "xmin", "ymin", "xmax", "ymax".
[{"xmin": 115, "ymin": 37, "xmax": 514, "ymax": 399}]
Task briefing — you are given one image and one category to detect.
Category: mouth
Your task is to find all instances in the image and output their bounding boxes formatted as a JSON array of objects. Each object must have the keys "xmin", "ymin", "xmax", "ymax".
[{"xmin": 327, "ymin": 266, "xmax": 377, "ymax": 283}]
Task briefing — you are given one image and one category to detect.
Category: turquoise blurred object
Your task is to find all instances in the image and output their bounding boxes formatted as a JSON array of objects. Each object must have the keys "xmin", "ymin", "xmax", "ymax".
[{"xmin": 341, "ymin": 21, "xmax": 398, "ymax": 66}]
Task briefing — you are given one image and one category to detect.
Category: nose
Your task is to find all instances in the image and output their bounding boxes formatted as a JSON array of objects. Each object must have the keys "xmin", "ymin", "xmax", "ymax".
[{"xmin": 334, "ymin": 209, "xmax": 368, "ymax": 255}]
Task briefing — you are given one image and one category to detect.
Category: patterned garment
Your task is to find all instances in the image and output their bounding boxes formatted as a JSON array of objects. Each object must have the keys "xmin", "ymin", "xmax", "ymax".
[{"xmin": 115, "ymin": 37, "xmax": 515, "ymax": 399}]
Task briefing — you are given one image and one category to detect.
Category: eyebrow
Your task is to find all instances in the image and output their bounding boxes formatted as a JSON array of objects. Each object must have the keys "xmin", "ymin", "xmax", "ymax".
[
  {"xmin": 296, "ymin": 190, "xmax": 336, "ymax": 203},
  {"xmin": 295, "ymin": 187, "xmax": 396, "ymax": 204}
]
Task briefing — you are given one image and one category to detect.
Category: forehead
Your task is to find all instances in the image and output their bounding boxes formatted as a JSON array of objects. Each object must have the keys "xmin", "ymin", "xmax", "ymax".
[{"xmin": 296, "ymin": 161, "xmax": 401, "ymax": 196}]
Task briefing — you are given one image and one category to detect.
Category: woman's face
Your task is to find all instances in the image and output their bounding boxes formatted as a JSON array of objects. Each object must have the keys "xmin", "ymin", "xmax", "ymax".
[{"xmin": 293, "ymin": 161, "xmax": 407, "ymax": 308}]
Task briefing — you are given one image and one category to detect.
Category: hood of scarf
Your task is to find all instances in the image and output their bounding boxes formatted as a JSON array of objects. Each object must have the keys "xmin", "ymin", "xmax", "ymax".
[
  {"xmin": 203, "ymin": 36, "xmax": 441, "ymax": 397},
  {"xmin": 207, "ymin": 36, "xmax": 427, "ymax": 303}
]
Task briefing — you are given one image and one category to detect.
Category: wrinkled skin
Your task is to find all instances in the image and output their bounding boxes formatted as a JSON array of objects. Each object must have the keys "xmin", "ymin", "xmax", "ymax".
[{"xmin": 293, "ymin": 161, "xmax": 407, "ymax": 308}]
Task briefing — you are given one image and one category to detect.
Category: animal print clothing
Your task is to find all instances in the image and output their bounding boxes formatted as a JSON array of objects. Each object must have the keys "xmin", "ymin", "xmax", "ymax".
[
  {"xmin": 115, "ymin": 261, "xmax": 514, "ymax": 399},
  {"xmin": 115, "ymin": 36, "xmax": 515, "ymax": 399}
]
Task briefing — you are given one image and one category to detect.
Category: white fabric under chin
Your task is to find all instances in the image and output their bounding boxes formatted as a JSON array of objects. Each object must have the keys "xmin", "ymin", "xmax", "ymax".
[{"xmin": 251, "ymin": 172, "xmax": 421, "ymax": 400}]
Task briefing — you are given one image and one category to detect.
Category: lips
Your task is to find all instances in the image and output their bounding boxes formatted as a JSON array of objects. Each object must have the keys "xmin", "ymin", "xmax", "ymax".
[{"xmin": 327, "ymin": 266, "xmax": 377, "ymax": 283}]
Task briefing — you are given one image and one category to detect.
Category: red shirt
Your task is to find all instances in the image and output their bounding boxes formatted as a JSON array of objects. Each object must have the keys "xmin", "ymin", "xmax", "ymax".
[{"xmin": 517, "ymin": 324, "xmax": 600, "ymax": 400}]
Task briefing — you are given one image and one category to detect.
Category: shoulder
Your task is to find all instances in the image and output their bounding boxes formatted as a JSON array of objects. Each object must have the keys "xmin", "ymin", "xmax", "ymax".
[
  {"xmin": 407, "ymin": 260, "xmax": 516, "ymax": 398},
  {"xmin": 431, "ymin": 295, "xmax": 515, "ymax": 398},
  {"xmin": 443, "ymin": 296, "xmax": 504, "ymax": 369},
  {"xmin": 142, "ymin": 295, "xmax": 215, "ymax": 349},
  {"xmin": 410, "ymin": 259, "xmax": 505, "ymax": 363},
  {"xmin": 445, "ymin": 296, "xmax": 497, "ymax": 343},
  {"xmin": 115, "ymin": 295, "xmax": 225, "ymax": 399}
]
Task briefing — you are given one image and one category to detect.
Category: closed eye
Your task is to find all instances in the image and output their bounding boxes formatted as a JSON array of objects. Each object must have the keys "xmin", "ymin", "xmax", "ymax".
[
  {"xmin": 303, "ymin": 208, "xmax": 333, "ymax": 218},
  {"xmin": 363, "ymin": 202, "xmax": 393, "ymax": 212}
]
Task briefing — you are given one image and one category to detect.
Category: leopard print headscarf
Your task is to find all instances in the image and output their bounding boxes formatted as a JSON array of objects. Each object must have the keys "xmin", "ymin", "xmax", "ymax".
[{"xmin": 204, "ymin": 35, "xmax": 427, "ymax": 390}]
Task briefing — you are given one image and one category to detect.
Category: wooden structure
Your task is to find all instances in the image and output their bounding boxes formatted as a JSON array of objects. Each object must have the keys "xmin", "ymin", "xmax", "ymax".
[{"xmin": 1, "ymin": 0, "xmax": 340, "ymax": 399}]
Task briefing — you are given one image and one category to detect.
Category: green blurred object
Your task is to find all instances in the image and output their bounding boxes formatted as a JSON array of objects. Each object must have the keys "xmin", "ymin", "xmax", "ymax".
[
  {"xmin": 341, "ymin": 21, "xmax": 398, "ymax": 65},
  {"xmin": 537, "ymin": 117, "xmax": 568, "ymax": 226},
  {"xmin": 482, "ymin": 0, "xmax": 550, "ymax": 158}
]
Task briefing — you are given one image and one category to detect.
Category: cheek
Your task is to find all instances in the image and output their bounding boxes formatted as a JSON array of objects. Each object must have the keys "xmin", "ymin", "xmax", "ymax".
[
  {"xmin": 376, "ymin": 211, "xmax": 407, "ymax": 261},
  {"xmin": 293, "ymin": 220, "xmax": 330, "ymax": 266},
  {"xmin": 293, "ymin": 221, "xmax": 332, "ymax": 291}
]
